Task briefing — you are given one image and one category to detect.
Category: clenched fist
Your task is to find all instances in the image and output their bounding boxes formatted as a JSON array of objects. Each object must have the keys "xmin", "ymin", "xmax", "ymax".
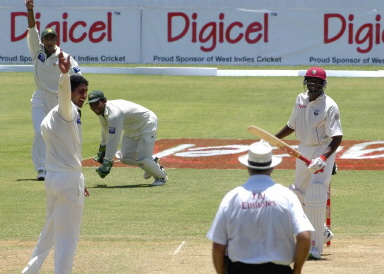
[{"xmin": 308, "ymin": 156, "xmax": 326, "ymax": 173}]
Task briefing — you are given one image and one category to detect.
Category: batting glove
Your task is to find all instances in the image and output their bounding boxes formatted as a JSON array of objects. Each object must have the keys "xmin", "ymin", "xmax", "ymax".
[
  {"xmin": 93, "ymin": 145, "xmax": 106, "ymax": 164},
  {"xmin": 96, "ymin": 159, "xmax": 113, "ymax": 178},
  {"xmin": 308, "ymin": 156, "xmax": 327, "ymax": 174}
]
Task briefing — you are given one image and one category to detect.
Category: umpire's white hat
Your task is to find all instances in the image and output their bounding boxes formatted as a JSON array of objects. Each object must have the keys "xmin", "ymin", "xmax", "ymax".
[{"xmin": 238, "ymin": 141, "xmax": 282, "ymax": 169}]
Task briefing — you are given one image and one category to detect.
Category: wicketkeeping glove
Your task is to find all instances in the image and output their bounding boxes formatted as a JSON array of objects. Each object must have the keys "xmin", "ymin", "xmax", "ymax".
[
  {"xmin": 308, "ymin": 156, "xmax": 327, "ymax": 174},
  {"xmin": 93, "ymin": 145, "xmax": 106, "ymax": 164},
  {"xmin": 96, "ymin": 159, "xmax": 113, "ymax": 178}
]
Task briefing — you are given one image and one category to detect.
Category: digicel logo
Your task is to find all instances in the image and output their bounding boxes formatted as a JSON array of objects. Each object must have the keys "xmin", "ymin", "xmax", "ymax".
[
  {"xmin": 11, "ymin": 11, "xmax": 112, "ymax": 46},
  {"xmin": 168, "ymin": 12, "xmax": 269, "ymax": 52},
  {"xmin": 324, "ymin": 13, "xmax": 383, "ymax": 53}
]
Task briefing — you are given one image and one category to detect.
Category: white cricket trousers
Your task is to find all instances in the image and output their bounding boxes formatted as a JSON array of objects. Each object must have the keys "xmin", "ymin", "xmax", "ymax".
[
  {"xmin": 22, "ymin": 170, "xmax": 85, "ymax": 274},
  {"xmin": 119, "ymin": 114, "xmax": 158, "ymax": 162},
  {"xmin": 294, "ymin": 143, "xmax": 336, "ymax": 192},
  {"xmin": 31, "ymin": 90, "xmax": 58, "ymax": 172}
]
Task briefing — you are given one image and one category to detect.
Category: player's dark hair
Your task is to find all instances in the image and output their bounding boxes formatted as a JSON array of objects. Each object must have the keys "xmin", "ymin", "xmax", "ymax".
[{"xmin": 70, "ymin": 75, "xmax": 88, "ymax": 91}]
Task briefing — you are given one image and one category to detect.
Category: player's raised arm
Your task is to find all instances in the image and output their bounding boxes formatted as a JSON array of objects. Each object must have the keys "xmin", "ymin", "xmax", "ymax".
[
  {"xmin": 58, "ymin": 51, "xmax": 73, "ymax": 121},
  {"xmin": 25, "ymin": 0, "xmax": 35, "ymax": 28}
]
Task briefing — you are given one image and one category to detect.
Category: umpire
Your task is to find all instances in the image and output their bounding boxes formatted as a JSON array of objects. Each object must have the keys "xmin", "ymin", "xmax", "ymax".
[{"xmin": 207, "ymin": 141, "xmax": 314, "ymax": 274}]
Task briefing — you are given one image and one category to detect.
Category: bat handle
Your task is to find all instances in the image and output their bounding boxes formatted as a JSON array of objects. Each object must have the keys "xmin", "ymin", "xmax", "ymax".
[{"xmin": 298, "ymin": 155, "xmax": 312, "ymax": 165}]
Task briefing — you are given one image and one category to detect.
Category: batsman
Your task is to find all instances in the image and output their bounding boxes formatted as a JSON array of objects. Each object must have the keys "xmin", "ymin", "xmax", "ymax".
[{"xmin": 274, "ymin": 67, "xmax": 343, "ymax": 260}]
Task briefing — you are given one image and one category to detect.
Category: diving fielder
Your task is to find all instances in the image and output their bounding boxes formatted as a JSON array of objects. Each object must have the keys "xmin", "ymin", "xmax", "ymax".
[
  {"xmin": 25, "ymin": 0, "xmax": 81, "ymax": 180},
  {"xmin": 275, "ymin": 67, "xmax": 343, "ymax": 260}
]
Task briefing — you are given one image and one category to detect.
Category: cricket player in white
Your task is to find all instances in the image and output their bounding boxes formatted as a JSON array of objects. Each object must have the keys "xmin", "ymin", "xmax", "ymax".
[
  {"xmin": 25, "ymin": 0, "xmax": 81, "ymax": 181},
  {"xmin": 207, "ymin": 141, "xmax": 314, "ymax": 274},
  {"xmin": 22, "ymin": 52, "xmax": 89, "ymax": 274},
  {"xmin": 88, "ymin": 90, "xmax": 168, "ymax": 186},
  {"xmin": 275, "ymin": 67, "xmax": 343, "ymax": 259}
]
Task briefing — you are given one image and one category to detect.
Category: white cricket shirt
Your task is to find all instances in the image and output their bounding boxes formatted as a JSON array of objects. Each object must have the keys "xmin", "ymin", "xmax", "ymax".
[
  {"xmin": 98, "ymin": 100, "xmax": 157, "ymax": 160},
  {"xmin": 207, "ymin": 175, "xmax": 314, "ymax": 265},
  {"xmin": 41, "ymin": 73, "xmax": 82, "ymax": 171},
  {"xmin": 287, "ymin": 92, "xmax": 343, "ymax": 146},
  {"xmin": 27, "ymin": 27, "xmax": 81, "ymax": 94}
]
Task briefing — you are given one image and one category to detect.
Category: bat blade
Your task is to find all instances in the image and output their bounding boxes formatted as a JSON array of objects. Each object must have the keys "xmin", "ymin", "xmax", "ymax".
[{"xmin": 247, "ymin": 125, "xmax": 311, "ymax": 165}]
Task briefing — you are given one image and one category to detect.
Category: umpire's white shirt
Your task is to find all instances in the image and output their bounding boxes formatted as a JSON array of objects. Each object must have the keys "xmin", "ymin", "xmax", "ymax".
[
  {"xmin": 41, "ymin": 73, "xmax": 82, "ymax": 171},
  {"xmin": 287, "ymin": 92, "xmax": 343, "ymax": 146},
  {"xmin": 207, "ymin": 175, "xmax": 314, "ymax": 265},
  {"xmin": 27, "ymin": 27, "xmax": 81, "ymax": 94}
]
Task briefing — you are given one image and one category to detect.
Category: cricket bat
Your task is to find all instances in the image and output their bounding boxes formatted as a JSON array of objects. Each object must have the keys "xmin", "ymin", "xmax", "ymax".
[{"xmin": 247, "ymin": 125, "xmax": 311, "ymax": 165}]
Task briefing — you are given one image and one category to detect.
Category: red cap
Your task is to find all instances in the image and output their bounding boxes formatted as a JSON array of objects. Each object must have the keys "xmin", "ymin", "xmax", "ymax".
[{"xmin": 305, "ymin": 67, "xmax": 326, "ymax": 81}]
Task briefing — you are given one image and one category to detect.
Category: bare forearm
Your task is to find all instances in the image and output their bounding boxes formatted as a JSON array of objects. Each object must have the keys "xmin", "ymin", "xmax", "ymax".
[
  {"xmin": 212, "ymin": 242, "xmax": 226, "ymax": 274},
  {"xmin": 25, "ymin": 1, "xmax": 36, "ymax": 28},
  {"xmin": 275, "ymin": 125, "xmax": 294, "ymax": 139},
  {"xmin": 27, "ymin": 9, "xmax": 35, "ymax": 28},
  {"xmin": 322, "ymin": 135, "xmax": 342, "ymax": 159},
  {"xmin": 293, "ymin": 231, "xmax": 311, "ymax": 274}
]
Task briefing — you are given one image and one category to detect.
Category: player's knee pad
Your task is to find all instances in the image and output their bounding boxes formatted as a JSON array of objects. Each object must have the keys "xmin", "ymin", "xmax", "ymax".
[
  {"xmin": 138, "ymin": 158, "xmax": 167, "ymax": 179},
  {"xmin": 120, "ymin": 157, "xmax": 141, "ymax": 166},
  {"xmin": 288, "ymin": 184, "xmax": 304, "ymax": 206},
  {"xmin": 304, "ymin": 183, "xmax": 327, "ymax": 209}
]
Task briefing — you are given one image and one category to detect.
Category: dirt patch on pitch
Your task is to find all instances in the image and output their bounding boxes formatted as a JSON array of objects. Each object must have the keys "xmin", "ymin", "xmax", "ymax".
[{"xmin": 3, "ymin": 236, "xmax": 384, "ymax": 273}]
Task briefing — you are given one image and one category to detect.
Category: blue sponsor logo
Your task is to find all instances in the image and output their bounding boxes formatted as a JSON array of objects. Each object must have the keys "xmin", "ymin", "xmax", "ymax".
[
  {"xmin": 109, "ymin": 127, "xmax": 116, "ymax": 134},
  {"xmin": 77, "ymin": 116, "xmax": 81, "ymax": 124},
  {"xmin": 73, "ymin": 66, "xmax": 81, "ymax": 73},
  {"xmin": 38, "ymin": 53, "xmax": 45, "ymax": 62}
]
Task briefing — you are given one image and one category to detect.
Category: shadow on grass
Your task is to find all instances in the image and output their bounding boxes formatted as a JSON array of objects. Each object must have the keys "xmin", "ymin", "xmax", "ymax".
[
  {"xmin": 91, "ymin": 184, "xmax": 155, "ymax": 188},
  {"xmin": 16, "ymin": 179, "xmax": 42, "ymax": 182}
]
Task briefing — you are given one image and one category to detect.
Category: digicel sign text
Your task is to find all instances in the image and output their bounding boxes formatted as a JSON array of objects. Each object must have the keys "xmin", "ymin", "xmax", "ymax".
[
  {"xmin": 168, "ymin": 12, "xmax": 269, "ymax": 52},
  {"xmin": 11, "ymin": 11, "xmax": 112, "ymax": 46},
  {"xmin": 324, "ymin": 13, "xmax": 384, "ymax": 53}
]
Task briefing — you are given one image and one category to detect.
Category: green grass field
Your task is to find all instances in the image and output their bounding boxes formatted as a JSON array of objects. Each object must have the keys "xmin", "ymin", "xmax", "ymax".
[{"xmin": 0, "ymin": 66, "xmax": 383, "ymax": 273}]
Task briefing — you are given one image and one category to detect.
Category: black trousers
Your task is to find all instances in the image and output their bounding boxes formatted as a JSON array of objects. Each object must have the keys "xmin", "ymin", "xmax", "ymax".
[{"xmin": 226, "ymin": 257, "xmax": 293, "ymax": 274}]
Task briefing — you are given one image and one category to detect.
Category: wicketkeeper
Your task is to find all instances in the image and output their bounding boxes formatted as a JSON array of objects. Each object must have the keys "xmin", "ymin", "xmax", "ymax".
[{"xmin": 88, "ymin": 90, "xmax": 168, "ymax": 186}]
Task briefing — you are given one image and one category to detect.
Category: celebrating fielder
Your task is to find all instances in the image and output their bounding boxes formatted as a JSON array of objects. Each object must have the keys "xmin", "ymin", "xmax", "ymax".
[
  {"xmin": 25, "ymin": 0, "xmax": 81, "ymax": 181},
  {"xmin": 22, "ymin": 51, "xmax": 89, "ymax": 273},
  {"xmin": 275, "ymin": 67, "xmax": 343, "ymax": 260},
  {"xmin": 88, "ymin": 90, "xmax": 168, "ymax": 186}
]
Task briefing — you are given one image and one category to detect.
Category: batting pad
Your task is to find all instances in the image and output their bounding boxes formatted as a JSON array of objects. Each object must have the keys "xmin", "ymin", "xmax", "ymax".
[
  {"xmin": 288, "ymin": 184, "xmax": 304, "ymax": 207},
  {"xmin": 139, "ymin": 158, "xmax": 167, "ymax": 179},
  {"xmin": 304, "ymin": 183, "xmax": 327, "ymax": 253}
]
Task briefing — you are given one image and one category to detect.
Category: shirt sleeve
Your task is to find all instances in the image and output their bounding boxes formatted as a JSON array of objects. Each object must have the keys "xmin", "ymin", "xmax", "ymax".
[
  {"xmin": 69, "ymin": 56, "xmax": 82, "ymax": 75},
  {"xmin": 27, "ymin": 27, "xmax": 40, "ymax": 59},
  {"xmin": 206, "ymin": 198, "xmax": 228, "ymax": 245},
  {"xmin": 57, "ymin": 73, "xmax": 74, "ymax": 121},
  {"xmin": 326, "ymin": 104, "xmax": 343, "ymax": 137},
  {"xmin": 287, "ymin": 104, "xmax": 296, "ymax": 129},
  {"xmin": 104, "ymin": 109, "xmax": 125, "ymax": 161}
]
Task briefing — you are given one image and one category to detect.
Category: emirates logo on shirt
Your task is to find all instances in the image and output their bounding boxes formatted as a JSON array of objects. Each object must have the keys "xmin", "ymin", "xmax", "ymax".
[{"xmin": 299, "ymin": 104, "xmax": 306, "ymax": 109}]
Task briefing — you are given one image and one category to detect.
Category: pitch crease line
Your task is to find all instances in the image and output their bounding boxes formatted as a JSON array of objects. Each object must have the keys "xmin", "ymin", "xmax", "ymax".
[{"xmin": 173, "ymin": 241, "xmax": 186, "ymax": 255}]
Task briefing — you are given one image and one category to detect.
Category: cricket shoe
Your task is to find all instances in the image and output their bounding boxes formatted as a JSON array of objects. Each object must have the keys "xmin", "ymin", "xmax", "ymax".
[
  {"xmin": 152, "ymin": 176, "xmax": 168, "ymax": 186},
  {"xmin": 323, "ymin": 226, "xmax": 334, "ymax": 244},
  {"xmin": 308, "ymin": 247, "xmax": 321, "ymax": 260},
  {"xmin": 143, "ymin": 157, "xmax": 160, "ymax": 179},
  {"xmin": 36, "ymin": 170, "xmax": 46, "ymax": 181}
]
